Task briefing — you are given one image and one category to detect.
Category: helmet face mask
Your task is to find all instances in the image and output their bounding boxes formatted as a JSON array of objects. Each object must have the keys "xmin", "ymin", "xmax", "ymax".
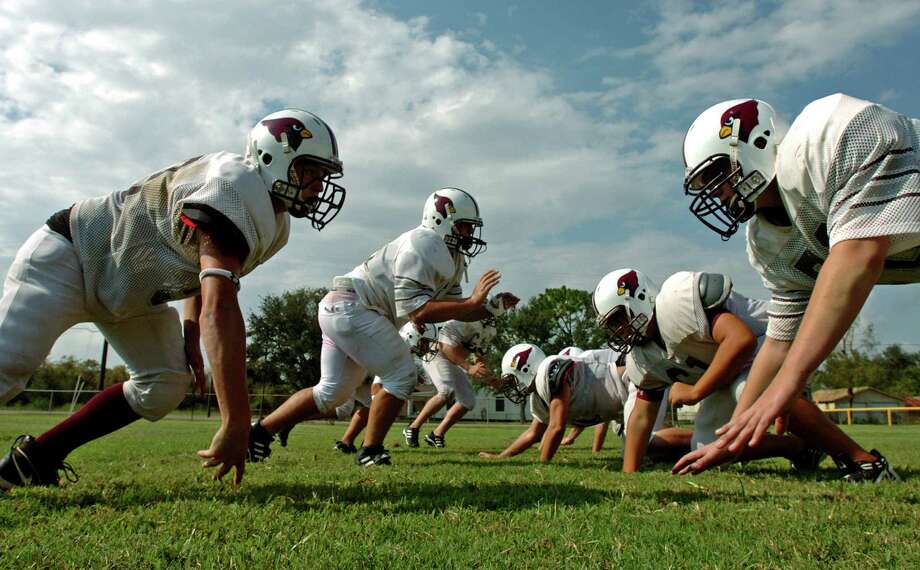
[
  {"xmin": 247, "ymin": 108, "xmax": 346, "ymax": 231},
  {"xmin": 399, "ymin": 322, "xmax": 439, "ymax": 362},
  {"xmin": 497, "ymin": 373, "xmax": 531, "ymax": 404},
  {"xmin": 598, "ymin": 306, "xmax": 648, "ymax": 354},
  {"xmin": 684, "ymin": 154, "xmax": 765, "ymax": 240}
]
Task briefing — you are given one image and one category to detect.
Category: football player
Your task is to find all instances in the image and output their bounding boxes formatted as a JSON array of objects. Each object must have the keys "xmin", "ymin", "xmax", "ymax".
[
  {"xmin": 676, "ymin": 94, "xmax": 914, "ymax": 481},
  {"xmin": 480, "ymin": 344, "xmax": 692, "ymax": 463},
  {"xmin": 402, "ymin": 317, "xmax": 511, "ymax": 449},
  {"xmin": 0, "ymin": 109, "xmax": 345, "ymax": 489},
  {"xmin": 555, "ymin": 347, "xmax": 613, "ymax": 452},
  {"xmin": 594, "ymin": 268, "xmax": 829, "ymax": 473},
  {"xmin": 247, "ymin": 188, "xmax": 518, "ymax": 466}
]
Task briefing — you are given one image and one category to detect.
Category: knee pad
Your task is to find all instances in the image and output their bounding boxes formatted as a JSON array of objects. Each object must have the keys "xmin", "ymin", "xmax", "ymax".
[
  {"xmin": 378, "ymin": 372, "xmax": 417, "ymax": 401},
  {"xmin": 335, "ymin": 399, "xmax": 356, "ymax": 421},
  {"xmin": 455, "ymin": 391, "xmax": 475, "ymax": 411},
  {"xmin": 123, "ymin": 371, "xmax": 191, "ymax": 421},
  {"xmin": 313, "ymin": 380, "xmax": 357, "ymax": 414}
]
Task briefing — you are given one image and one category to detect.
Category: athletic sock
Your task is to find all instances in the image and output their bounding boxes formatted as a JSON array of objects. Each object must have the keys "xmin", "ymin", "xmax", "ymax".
[{"xmin": 35, "ymin": 382, "xmax": 140, "ymax": 462}]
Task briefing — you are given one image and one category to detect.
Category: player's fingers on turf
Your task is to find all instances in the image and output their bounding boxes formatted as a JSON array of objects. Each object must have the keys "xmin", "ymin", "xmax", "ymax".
[
  {"xmin": 749, "ymin": 416, "xmax": 772, "ymax": 448},
  {"xmin": 233, "ymin": 462, "xmax": 245, "ymax": 486},
  {"xmin": 213, "ymin": 462, "xmax": 231, "ymax": 481},
  {"xmin": 727, "ymin": 422, "xmax": 757, "ymax": 453}
]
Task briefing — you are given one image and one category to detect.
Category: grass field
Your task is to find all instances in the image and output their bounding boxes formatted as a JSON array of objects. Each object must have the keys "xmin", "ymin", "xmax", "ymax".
[{"xmin": 1, "ymin": 414, "xmax": 919, "ymax": 568}]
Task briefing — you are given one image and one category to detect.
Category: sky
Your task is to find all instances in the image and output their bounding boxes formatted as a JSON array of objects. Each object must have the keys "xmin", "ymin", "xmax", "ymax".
[{"xmin": 1, "ymin": 0, "xmax": 919, "ymax": 367}]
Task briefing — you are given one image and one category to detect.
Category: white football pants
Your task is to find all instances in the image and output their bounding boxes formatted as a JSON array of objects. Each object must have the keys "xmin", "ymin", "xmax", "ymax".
[
  {"xmin": 691, "ymin": 374, "xmax": 748, "ymax": 449},
  {"xmin": 0, "ymin": 226, "xmax": 191, "ymax": 419},
  {"xmin": 421, "ymin": 354, "xmax": 476, "ymax": 410},
  {"xmin": 312, "ymin": 291, "xmax": 417, "ymax": 413}
]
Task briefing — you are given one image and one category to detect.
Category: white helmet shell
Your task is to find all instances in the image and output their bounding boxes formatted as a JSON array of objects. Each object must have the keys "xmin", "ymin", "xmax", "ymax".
[
  {"xmin": 558, "ymin": 346, "xmax": 584, "ymax": 357},
  {"xmin": 420, "ymin": 187, "xmax": 486, "ymax": 258},
  {"xmin": 593, "ymin": 268, "xmax": 658, "ymax": 353},
  {"xmin": 245, "ymin": 108, "xmax": 346, "ymax": 230},
  {"xmin": 498, "ymin": 343, "xmax": 547, "ymax": 403},
  {"xmin": 682, "ymin": 99, "xmax": 786, "ymax": 239},
  {"xmin": 399, "ymin": 321, "xmax": 440, "ymax": 362}
]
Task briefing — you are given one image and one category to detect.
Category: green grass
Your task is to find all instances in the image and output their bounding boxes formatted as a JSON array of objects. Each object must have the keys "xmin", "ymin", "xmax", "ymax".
[{"xmin": 1, "ymin": 414, "xmax": 919, "ymax": 568}]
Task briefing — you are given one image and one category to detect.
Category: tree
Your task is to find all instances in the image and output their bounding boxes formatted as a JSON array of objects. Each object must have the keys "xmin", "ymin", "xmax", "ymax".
[{"xmin": 246, "ymin": 287, "xmax": 327, "ymax": 390}]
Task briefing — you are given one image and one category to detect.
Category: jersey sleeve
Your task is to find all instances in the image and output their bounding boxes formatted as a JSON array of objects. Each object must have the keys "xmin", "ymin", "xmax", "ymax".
[
  {"xmin": 438, "ymin": 320, "xmax": 466, "ymax": 347},
  {"xmin": 392, "ymin": 248, "xmax": 438, "ymax": 318},
  {"xmin": 827, "ymin": 105, "xmax": 920, "ymax": 249},
  {"xmin": 624, "ymin": 351, "xmax": 669, "ymax": 391}
]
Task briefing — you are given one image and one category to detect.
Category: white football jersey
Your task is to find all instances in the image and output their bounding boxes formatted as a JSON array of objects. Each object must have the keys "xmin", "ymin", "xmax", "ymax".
[
  {"xmin": 626, "ymin": 271, "xmax": 767, "ymax": 391},
  {"xmin": 70, "ymin": 152, "xmax": 289, "ymax": 318},
  {"xmin": 346, "ymin": 226, "xmax": 465, "ymax": 327},
  {"xmin": 748, "ymin": 93, "xmax": 920, "ymax": 340},
  {"xmin": 529, "ymin": 353, "xmax": 629, "ymax": 427},
  {"xmin": 438, "ymin": 319, "xmax": 495, "ymax": 355}
]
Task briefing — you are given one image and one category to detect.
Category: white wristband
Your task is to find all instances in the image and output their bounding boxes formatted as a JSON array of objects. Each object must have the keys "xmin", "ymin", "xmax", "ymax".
[
  {"xmin": 485, "ymin": 295, "xmax": 506, "ymax": 317},
  {"xmin": 199, "ymin": 268, "xmax": 241, "ymax": 291}
]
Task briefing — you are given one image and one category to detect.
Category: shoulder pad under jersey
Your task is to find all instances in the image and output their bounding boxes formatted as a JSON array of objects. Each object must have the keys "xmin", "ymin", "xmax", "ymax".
[
  {"xmin": 545, "ymin": 358, "xmax": 576, "ymax": 397},
  {"xmin": 698, "ymin": 272, "xmax": 733, "ymax": 310}
]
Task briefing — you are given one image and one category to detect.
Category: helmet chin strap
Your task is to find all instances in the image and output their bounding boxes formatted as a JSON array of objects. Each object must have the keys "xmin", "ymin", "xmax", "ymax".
[{"xmin": 728, "ymin": 117, "xmax": 741, "ymax": 172}]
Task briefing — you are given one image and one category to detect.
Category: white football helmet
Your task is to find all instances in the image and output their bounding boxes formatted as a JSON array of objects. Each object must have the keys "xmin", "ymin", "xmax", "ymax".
[
  {"xmin": 558, "ymin": 346, "xmax": 584, "ymax": 357},
  {"xmin": 399, "ymin": 321, "xmax": 439, "ymax": 362},
  {"xmin": 246, "ymin": 108, "xmax": 346, "ymax": 230},
  {"xmin": 421, "ymin": 187, "xmax": 486, "ymax": 258},
  {"xmin": 683, "ymin": 99, "xmax": 786, "ymax": 239},
  {"xmin": 592, "ymin": 268, "xmax": 658, "ymax": 353},
  {"xmin": 498, "ymin": 343, "xmax": 547, "ymax": 404}
]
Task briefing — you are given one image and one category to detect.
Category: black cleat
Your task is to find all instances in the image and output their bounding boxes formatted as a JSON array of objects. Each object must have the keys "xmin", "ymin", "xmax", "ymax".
[
  {"xmin": 247, "ymin": 420, "xmax": 275, "ymax": 463},
  {"xmin": 790, "ymin": 444, "xmax": 825, "ymax": 472},
  {"xmin": 402, "ymin": 426, "xmax": 419, "ymax": 448},
  {"xmin": 278, "ymin": 425, "xmax": 293, "ymax": 448},
  {"xmin": 424, "ymin": 432, "xmax": 445, "ymax": 448},
  {"xmin": 355, "ymin": 445, "xmax": 392, "ymax": 466},
  {"xmin": 836, "ymin": 449, "xmax": 902, "ymax": 483},
  {"xmin": 333, "ymin": 441, "xmax": 357, "ymax": 454},
  {"xmin": 0, "ymin": 435, "xmax": 77, "ymax": 490}
]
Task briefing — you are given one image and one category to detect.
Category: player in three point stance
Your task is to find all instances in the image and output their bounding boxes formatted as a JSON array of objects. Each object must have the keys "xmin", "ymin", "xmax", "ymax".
[
  {"xmin": 555, "ymin": 347, "xmax": 616, "ymax": 452},
  {"xmin": 403, "ymin": 317, "xmax": 507, "ymax": 449},
  {"xmin": 0, "ymin": 109, "xmax": 346, "ymax": 489},
  {"xmin": 595, "ymin": 268, "xmax": 891, "ymax": 477},
  {"xmin": 479, "ymin": 343, "xmax": 692, "ymax": 463},
  {"xmin": 675, "ymin": 94, "xmax": 914, "ymax": 481},
  {"xmin": 247, "ymin": 188, "xmax": 518, "ymax": 466}
]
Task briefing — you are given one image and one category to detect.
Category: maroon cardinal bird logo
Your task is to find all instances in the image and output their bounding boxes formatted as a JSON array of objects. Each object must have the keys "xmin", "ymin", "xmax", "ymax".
[
  {"xmin": 510, "ymin": 347, "xmax": 533, "ymax": 371},
  {"xmin": 433, "ymin": 193, "xmax": 457, "ymax": 218},
  {"xmin": 616, "ymin": 270, "xmax": 640, "ymax": 298},
  {"xmin": 261, "ymin": 117, "xmax": 313, "ymax": 151},
  {"xmin": 719, "ymin": 100, "xmax": 759, "ymax": 143}
]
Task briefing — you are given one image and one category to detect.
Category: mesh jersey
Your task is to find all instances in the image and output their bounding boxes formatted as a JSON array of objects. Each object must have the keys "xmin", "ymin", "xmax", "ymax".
[
  {"xmin": 70, "ymin": 152, "xmax": 289, "ymax": 319},
  {"xmin": 626, "ymin": 271, "xmax": 767, "ymax": 391},
  {"xmin": 529, "ymin": 354, "xmax": 629, "ymax": 427},
  {"xmin": 438, "ymin": 319, "xmax": 495, "ymax": 355},
  {"xmin": 347, "ymin": 226, "xmax": 465, "ymax": 327},
  {"xmin": 750, "ymin": 94, "xmax": 920, "ymax": 340}
]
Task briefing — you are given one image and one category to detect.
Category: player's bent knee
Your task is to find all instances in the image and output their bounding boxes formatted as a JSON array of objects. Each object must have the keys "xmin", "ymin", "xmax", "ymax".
[
  {"xmin": 313, "ymin": 382, "xmax": 355, "ymax": 414},
  {"xmin": 123, "ymin": 371, "xmax": 191, "ymax": 421},
  {"xmin": 335, "ymin": 399, "xmax": 356, "ymax": 421},
  {"xmin": 456, "ymin": 394, "xmax": 476, "ymax": 411}
]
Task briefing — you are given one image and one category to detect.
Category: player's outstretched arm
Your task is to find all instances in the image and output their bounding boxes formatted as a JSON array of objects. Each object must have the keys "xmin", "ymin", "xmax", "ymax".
[
  {"xmin": 194, "ymin": 228, "xmax": 249, "ymax": 486},
  {"xmin": 670, "ymin": 312, "xmax": 756, "ymax": 409},
  {"xmin": 716, "ymin": 236, "xmax": 888, "ymax": 453},
  {"xmin": 410, "ymin": 270, "xmax": 519, "ymax": 324},
  {"xmin": 623, "ymin": 396, "xmax": 661, "ymax": 473},
  {"xmin": 540, "ymin": 383, "xmax": 572, "ymax": 463},
  {"xmin": 479, "ymin": 419, "xmax": 547, "ymax": 459}
]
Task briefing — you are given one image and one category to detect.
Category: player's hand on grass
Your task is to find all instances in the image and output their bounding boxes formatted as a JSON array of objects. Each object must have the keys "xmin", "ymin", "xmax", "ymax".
[
  {"xmin": 479, "ymin": 451, "xmax": 501, "ymax": 459},
  {"xmin": 183, "ymin": 322, "xmax": 207, "ymax": 398},
  {"xmin": 197, "ymin": 422, "xmax": 248, "ymax": 486},
  {"xmin": 668, "ymin": 382, "xmax": 697, "ymax": 408},
  {"xmin": 714, "ymin": 379, "xmax": 798, "ymax": 454},
  {"xmin": 470, "ymin": 270, "xmax": 502, "ymax": 305},
  {"xmin": 560, "ymin": 436, "xmax": 576, "ymax": 446},
  {"xmin": 672, "ymin": 442, "xmax": 739, "ymax": 475}
]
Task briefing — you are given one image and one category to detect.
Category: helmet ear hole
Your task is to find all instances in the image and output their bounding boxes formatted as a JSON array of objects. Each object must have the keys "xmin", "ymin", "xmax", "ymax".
[
  {"xmin": 262, "ymin": 153, "xmax": 273, "ymax": 165},
  {"xmin": 753, "ymin": 137, "xmax": 767, "ymax": 149}
]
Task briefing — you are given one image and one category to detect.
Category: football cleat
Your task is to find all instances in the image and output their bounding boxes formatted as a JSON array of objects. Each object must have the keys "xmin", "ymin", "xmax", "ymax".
[
  {"xmin": 333, "ymin": 441, "xmax": 357, "ymax": 454},
  {"xmin": 247, "ymin": 420, "xmax": 275, "ymax": 463},
  {"xmin": 0, "ymin": 435, "xmax": 78, "ymax": 489},
  {"xmin": 835, "ymin": 449, "xmax": 902, "ymax": 483},
  {"xmin": 355, "ymin": 445, "xmax": 392, "ymax": 466},
  {"xmin": 790, "ymin": 444, "xmax": 825, "ymax": 472},
  {"xmin": 424, "ymin": 432, "xmax": 446, "ymax": 448},
  {"xmin": 402, "ymin": 426, "xmax": 420, "ymax": 448}
]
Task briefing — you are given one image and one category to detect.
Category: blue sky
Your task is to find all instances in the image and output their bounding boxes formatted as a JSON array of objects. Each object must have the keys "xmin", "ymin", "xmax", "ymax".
[{"xmin": 1, "ymin": 0, "xmax": 919, "ymax": 364}]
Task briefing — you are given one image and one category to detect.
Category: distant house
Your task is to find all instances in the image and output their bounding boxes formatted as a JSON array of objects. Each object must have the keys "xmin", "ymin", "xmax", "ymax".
[
  {"xmin": 403, "ymin": 387, "xmax": 531, "ymax": 422},
  {"xmin": 812, "ymin": 386, "xmax": 905, "ymax": 424}
]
